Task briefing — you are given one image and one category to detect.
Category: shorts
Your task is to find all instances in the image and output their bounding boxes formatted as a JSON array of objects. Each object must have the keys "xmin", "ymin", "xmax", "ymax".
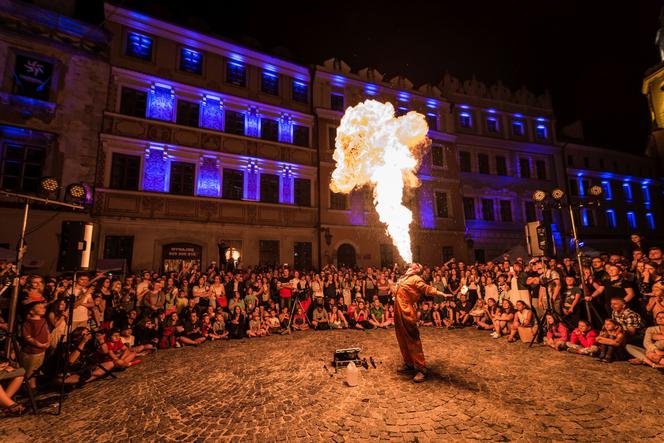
[{"xmin": 19, "ymin": 351, "xmax": 45, "ymax": 377}]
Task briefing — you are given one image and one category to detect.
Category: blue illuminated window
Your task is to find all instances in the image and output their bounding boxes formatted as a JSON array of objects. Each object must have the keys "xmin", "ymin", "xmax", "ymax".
[
  {"xmin": 426, "ymin": 113, "xmax": 438, "ymax": 131},
  {"xmin": 512, "ymin": 120, "xmax": 524, "ymax": 136},
  {"xmin": 581, "ymin": 208, "xmax": 595, "ymax": 227},
  {"xmin": 486, "ymin": 117, "xmax": 499, "ymax": 133},
  {"xmin": 642, "ymin": 185, "xmax": 651, "ymax": 204},
  {"xmin": 646, "ymin": 213, "xmax": 655, "ymax": 230},
  {"xmin": 606, "ymin": 209, "xmax": 616, "ymax": 229},
  {"xmin": 536, "ymin": 124, "xmax": 547, "ymax": 139},
  {"xmin": 601, "ymin": 180, "xmax": 612, "ymax": 200},
  {"xmin": 180, "ymin": 48, "xmax": 203, "ymax": 75},
  {"xmin": 622, "ymin": 182, "xmax": 632, "ymax": 201},
  {"xmin": 460, "ymin": 112, "xmax": 472, "ymax": 128},
  {"xmin": 261, "ymin": 71, "xmax": 279, "ymax": 95},
  {"xmin": 226, "ymin": 62, "xmax": 246, "ymax": 87},
  {"xmin": 292, "ymin": 81, "xmax": 308, "ymax": 103},
  {"xmin": 330, "ymin": 93, "xmax": 345, "ymax": 111},
  {"xmin": 126, "ymin": 32, "xmax": 153, "ymax": 60},
  {"xmin": 396, "ymin": 106, "xmax": 409, "ymax": 117},
  {"xmin": 627, "ymin": 211, "xmax": 637, "ymax": 229}
]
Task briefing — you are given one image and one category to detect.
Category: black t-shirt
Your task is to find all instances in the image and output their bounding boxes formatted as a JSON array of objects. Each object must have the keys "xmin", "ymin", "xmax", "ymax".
[{"xmin": 603, "ymin": 278, "xmax": 627, "ymax": 302}]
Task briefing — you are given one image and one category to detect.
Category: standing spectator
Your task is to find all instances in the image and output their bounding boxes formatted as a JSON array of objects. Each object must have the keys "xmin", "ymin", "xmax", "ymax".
[
  {"xmin": 277, "ymin": 268, "xmax": 293, "ymax": 311},
  {"xmin": 70, "ymin": 275, "xmax": 94, "ymax": 330},
  {"xmin": 561, "ymin": 275, "xmax": 582, "ymax": 325},
  {"xmin": 19, "ymin": 301, "xmax": 50, "ymax": 389}
]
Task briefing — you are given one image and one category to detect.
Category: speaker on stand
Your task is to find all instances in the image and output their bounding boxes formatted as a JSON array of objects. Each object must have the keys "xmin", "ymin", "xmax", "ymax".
[{"xmin": 57, "ymin": 221, "xmax": 95, "ymax": 272}]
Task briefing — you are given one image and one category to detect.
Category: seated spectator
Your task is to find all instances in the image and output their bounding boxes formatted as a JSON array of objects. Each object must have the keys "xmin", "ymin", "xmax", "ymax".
[
  {"xmin": 491, "ymin": 300, "xmax": 515, "ymax": 339},
  {"xmin": 119, "ymin": 326, "xmax": 154, "ymax": 354},
  {"xmin": 542, "ymin": 313, "xmax": 569, "ymax": 350},
  {"xmin": 431, "ymin": 303, "xmax": 443, "ymax": 328},
  {"xmin": 627, "ymin": 311, "xmax": 664, "ymax": 368},
  {"xmin": 247, "ymin": 312, "xmax": 268, "ymax": 337},
  {"xmin": 211, "ymin": 312, "xmax": 230, "ymax": 339},
  {"xmin": 329, "ymin": 306, "xmax": 349, "ymax": 329},
  {"xmin": 566, "ymin": 319, "xmax": 599, "ymax": 356},
  {"xmin": 384, "ymin": 304, "xmax": 395, "ymax": 327},
  {"xmin": 469, "ymin": 299, "xmax": 487, "ymax": 328},
  {"xmin": 180, "ymin": 312, "xmax": 206, "ymax": 346},
  {"xmin": 292, "ymin": 307, "xmax": 309, "ymax": 331},
  {"xmin": 160, "ymin": 312, "xmax": 179, "ymax": 349},
  {"xmin": 353, "ymin": 302, "xmax": 373, "ymax": 330},
  {"xmin": 507, "ymin": 300, "xmax": 534, "ymax": 343},
  {"xmin": 646, "ymin": 282, "xmax": 664, "ymax": 320},
  {"xmin": 475, "ymin": 298, "xmax": 496, "ymax": 330},
  {"xmin": 596, "ymin": 319, "xmax": 627, "ymax": 363},
  {"xmin": 369, "ymin": 300, "xmax": 389, "ymax": 328},
  {"xmin": 97, "ymin": 328, "xmax": 140, "ymax": 369},
  {"xmin": 312, "ymin": 305, "xmax": 330, "ymax": 330},
  {"xmin": 454, "ymin": 294, "xmax": 474, "ymax": 327},
  {"xmin": 0, "ymin": 362, "xmax": 26, "ymax": 416},
  {"xmin": 610, "ymin": 296, "xmax": 645, "ymax": 346},
  {"xmin": 19, "ymin": 301, "xmax": 50, "ymax": 389},
  {"xmin": 265, "ymin": 310, "xmax": 283, "ymax": 334}
]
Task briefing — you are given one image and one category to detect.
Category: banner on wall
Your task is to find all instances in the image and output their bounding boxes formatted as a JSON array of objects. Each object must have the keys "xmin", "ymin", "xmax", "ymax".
[{"xmin": 162, "ymin": 243, "xmax": 202, "ymax": 273}]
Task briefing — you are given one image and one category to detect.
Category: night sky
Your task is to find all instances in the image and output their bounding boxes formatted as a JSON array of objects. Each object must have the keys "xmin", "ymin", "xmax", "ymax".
[{"xmin": 114, "ymin": 1, "xmax": 662, "ymax": 154}]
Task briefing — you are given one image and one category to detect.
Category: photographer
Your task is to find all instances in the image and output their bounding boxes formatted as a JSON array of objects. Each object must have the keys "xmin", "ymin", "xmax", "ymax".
[{"xmin": 528, "ymin": 259, "xmax": 561, "ymax": 317}]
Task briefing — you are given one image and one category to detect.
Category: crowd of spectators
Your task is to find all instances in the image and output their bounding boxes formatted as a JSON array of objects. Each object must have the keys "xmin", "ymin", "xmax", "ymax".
[{"xmin": 0, "ymin": 233, "xmax": 662, "ymax": 416}]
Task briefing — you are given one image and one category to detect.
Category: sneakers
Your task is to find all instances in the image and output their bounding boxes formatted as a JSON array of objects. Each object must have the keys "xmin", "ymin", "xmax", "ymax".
[
  {"xmin": 396, "ymin": 364, "xmax": 416, "ymax": 374},
  {"xmin": 413, "ymin": 371, "xmax": 427, "ymax": 383},
  {"xmin": 490, "ymin": 332, "xmax": 500, "ymax": 339}
]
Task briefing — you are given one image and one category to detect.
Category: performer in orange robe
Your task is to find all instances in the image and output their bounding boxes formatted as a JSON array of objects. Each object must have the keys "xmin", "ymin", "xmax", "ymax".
[{"xmin": 394, "ymin": 263, "xmax": 446, "ymax": 382}]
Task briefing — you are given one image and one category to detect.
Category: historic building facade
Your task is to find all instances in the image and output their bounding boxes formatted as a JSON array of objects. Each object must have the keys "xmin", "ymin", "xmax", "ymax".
[
  {"xmin": 96, "ymin": 4, "xmax": 318, "ymax": 271},
  {"xmin": 0, "ymin": 0, "xmax": 109, "ymax": 272}
]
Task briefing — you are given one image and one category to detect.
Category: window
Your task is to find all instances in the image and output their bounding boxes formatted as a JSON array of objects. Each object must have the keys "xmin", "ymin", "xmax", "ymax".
[
  {"xmin": 261, "ymin": 71, "xmax": 279, "ymax": 95},
  {"xmin": 226, "ymin": 61, "xmax": 246, "ymax": 87},
  {"xmin": 125, "ymin": 31, "xmax": 153, "ymax": 60},
  {"xmin": 434, "ymin": 191, "xmax": 449, "ymax": 218},
  {"xmin": 294, "ymin": 242, "xmax": 312, "ymax": 270},
  {"xmin": 459, "ymin": 151, "xmax": 471, "ymax": 172},
  {"xmin": 602, "ymin": 180, "xmax": 612, "ymax": 200},
  {"xmin": 627, "ymin": 211, "xmax": 637, "ymax": 229},
  {"xmin": 579, "ymin": 179, "xmax": 589, "ymax": 196},
  {"xmin": 426, "ymin": 114, "xmax": 438, "ymax": 131},
  {"xmin": 642, "ymin": 185, "xmax": 651, "ymax": 204},
  {"xmin": 330, "ymin": 93, "xmax": 345, "ymax": 111},
  {"xmin": 294, "ymin": 178, "xmax": 311, "ymax": 206},
  {"xmin": 519, "ymin": 158, "xmax": 531, "ymax": 178},
  {"xmin": 495, "ymin": 156, "xmax": 507, "ymax": 176},
  {"xmin": 0, "ymin": 143, "xmax": 45, "ymax": 192},
  {"xmin": 442, "ymin": 246, "xmax": 454, "ymax": 262},
  {"xmin": 622, "ymin": 182, "xmax": 632, "ymax": 201},
  {"xmin": 259, "ymin": 240, "xmax": 280, "ymax": 267},
  {"xmin": 169, "ymin": 161, "xmax": 195, "ymax": 195},
  {"xmin": 499, "ymin": 200, "xmax": 512, "ymax": 222},
  {"xmin": 459, "ymin": 112, "xmax": 472, "ymax": 128},
  {"xmin": 567, "ymin": 155, "xmax": 574, "ymax": 167},
  {"xmin": 481, "ymin": 199, "xmax": 495, "ymax": 221},
  {"xmin": 486, "ymin": 117, "xmax": 499, "ymax": 133},
  {"xmin": 224, "ymin": 110, "xmax": 245, "ymax": 135},
  {"xmin": 292, "ymin": 81, "xmax": 308, "ymax": 103},
  {"xmin": 328, "ymin": 127, "xmax": 337, "ymax": 150},
  {"xmin": 431, "ymin": 145, "xmax": 444, "ymax": 167},
  {"xmin": 119, "ymin": 87, "xmax": 147, "ymax": 118},
  {"xmin": 535, "ymin": 160, "xmax": 546, "ymax": 180},
  {"xmin": 176, "ymin": 100, "xmax": 200, "ymax": 127},
  {"xmin": 396, "ymin": 106, "xmax": 408, "ymax": 117},
  {"xmin": 260, "ymin": 173, "xmax": 279, "ymax": 203},
  {"xmin": 606, "ymin": 209, "xmax": 617, "ymax": 229},
  {"xmin": 512, "ymin": 120, "xmax": 524, "ymax": 136},
  {"xmin": 524, "ymin": 201, "xmax": 537, "ymax": 222},
  {"xmin": 292, "ymin": 125, "xmax": 309, "ymax": 147},
  {"xmin": 569, "ymin": 179, "xmax": 580, "ymax": 196},
  {"xmin": 646, "ymin": 213, "xmax": 655, "ymax": 230},
  {"xmin": 463, "ymin": 197, "xmax": 476, "ymax": 220},
  {"xmin": 330, "ymin": 191, "xmax": 348, "ymax": 210},
  {"xmin": 222, "ymin": 169, "xmax": 244, "ymax": 200},
  {"xmin": 179, "ymin": 48, "xmax": 202, "ymax": 74},
  {"xmin": 536, "ymin": 124, "xmax": 547, "ymax": 140},
  {"xmin": 581, "ymin": 208, "xmax": 595, "ymax": 227},
  {"xmin": 478, "ymin": 153, "xmax": 490, "ymax": 174},
  {"xmin": 103, "ymin": 236, "xmax": 134, "ymax": 272},
  {"xmin": 260, "ymin": 118, "xmax": 279, "ymax": 141},
  {"xmin": 110, "ymin": 153, "xmax": 140, "ymax": 191},
  {"xmin": 12, "ymin": 54, "xmax": 54, "ymax": 101}
]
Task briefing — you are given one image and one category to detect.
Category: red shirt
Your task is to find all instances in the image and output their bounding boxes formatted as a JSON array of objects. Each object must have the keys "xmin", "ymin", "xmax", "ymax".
[{"xmin": 21, "ymin": 317, "xmax": 50, "ymax": 354}]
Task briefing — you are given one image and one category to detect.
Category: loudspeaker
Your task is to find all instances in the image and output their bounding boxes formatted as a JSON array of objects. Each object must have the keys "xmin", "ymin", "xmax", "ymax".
[
  {"xmin": 57, "ymin": 221, "xmax": 94, "ymax": 272},
  {"xmin": 525, "ymin": 221, "xmax": 549, "ymax": 257}
]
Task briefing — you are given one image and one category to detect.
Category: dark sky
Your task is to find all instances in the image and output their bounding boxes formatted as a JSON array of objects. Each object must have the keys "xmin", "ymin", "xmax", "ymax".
[{"xmin": 118, "ymin": 0, "xmax": 662, "ymax": 154}]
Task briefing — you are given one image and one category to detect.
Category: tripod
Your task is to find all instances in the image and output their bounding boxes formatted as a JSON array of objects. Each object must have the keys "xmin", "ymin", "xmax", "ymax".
[{"xmin": 529, "ymin": 273, "xmax": 564, "ymax": 348}]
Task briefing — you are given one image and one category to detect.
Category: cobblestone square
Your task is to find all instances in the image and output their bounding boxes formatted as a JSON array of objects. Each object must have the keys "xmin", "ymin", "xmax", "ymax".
[{"xmin": 2, "ymin": 328, "xmax": 663, "ymax": 442}]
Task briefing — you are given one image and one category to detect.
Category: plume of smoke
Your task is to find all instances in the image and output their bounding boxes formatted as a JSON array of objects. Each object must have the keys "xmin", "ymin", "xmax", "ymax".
[{"xmin": 330, "ymin": 100, "xmax": 430, "ymax": 263}]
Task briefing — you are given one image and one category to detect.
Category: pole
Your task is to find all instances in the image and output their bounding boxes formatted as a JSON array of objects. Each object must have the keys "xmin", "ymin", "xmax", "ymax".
[
  {"xmin": 4, "ymin": 201, "xmax": 29, "ymax": 356},
  {"xmin": 568, "ymin": 205, "xmax": 593, "ymax": 324}
]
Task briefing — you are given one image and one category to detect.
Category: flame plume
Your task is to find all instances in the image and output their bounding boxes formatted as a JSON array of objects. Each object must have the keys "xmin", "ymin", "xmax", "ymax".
[{"xmin": 330, "ymin": 100, "xmax": 430, "ymax": 263}]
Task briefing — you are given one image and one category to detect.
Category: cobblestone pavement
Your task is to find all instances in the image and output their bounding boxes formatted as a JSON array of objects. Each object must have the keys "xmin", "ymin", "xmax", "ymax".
[{"xmin": 2, "ymin": 328, "xmax": 663, "ymax": 442}]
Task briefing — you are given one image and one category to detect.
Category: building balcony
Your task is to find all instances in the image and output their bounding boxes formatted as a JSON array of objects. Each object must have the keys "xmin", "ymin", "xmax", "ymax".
[
  {"xmin": 93, "ymin": 188, "xmax": 318, "ymax": 227},
  {"xmin": 102, "ymin": 112, "xmax": 317, "ymax": 167}
]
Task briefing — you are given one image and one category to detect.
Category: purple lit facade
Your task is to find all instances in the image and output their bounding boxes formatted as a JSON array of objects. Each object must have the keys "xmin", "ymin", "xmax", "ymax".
[
  {"xmin": 142, "ymin": 147, "xmax": 170, "ymax": 192},
  {"xmin": 197, "ymin": 157, "xmax": 220, "ymax": 197}
]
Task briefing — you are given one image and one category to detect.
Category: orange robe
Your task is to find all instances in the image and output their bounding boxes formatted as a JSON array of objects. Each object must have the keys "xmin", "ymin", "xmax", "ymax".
[{"xmin": 394, "ymin": 274, "xmax": 439, "ymax": 370}]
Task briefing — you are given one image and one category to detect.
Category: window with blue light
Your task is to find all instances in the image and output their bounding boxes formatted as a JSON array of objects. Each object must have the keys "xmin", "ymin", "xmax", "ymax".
[
  {"xmin": 426, "ymin": 114, "xmax": 438, "ymax": 131},
  {"xmin": 601, "ymin": 180, "xmax": 612, "ymax": 200},
  {"xmin": 642, "ymin": 185, "xmax": 651, "ymax": 204},
  {"xmin": 292, "ymin": 81, "xmax": 308, "ymax": 103},
  {"xmin": 330, "ymin": 93, "xmax": 344, "ymax": 111},
  {"xmin": 512, "ymin": 120, "xmax": 524, "ymax": 136},
  {"xmin": 261, "ymin": 71, "xmax": 279, "ymax": 95},
  {"xmin": 536, "ymin": 124, "xmax": 547, "ymax": 139},
  {"xmin": 486, "ymin": 117, "xmax": 499, "ymax": 133},
  {"xmin": 396, "ymin": 106, "xmax": 409, "ymax": 117},
  {"xmin": 169, "ymin": 161, "xmax": 195, "ymax": 196},
  {"xmin": 179, "ymin": 48, "xmax": 202, "ymax": 75},
  {"xmin": 646, "ymin": 213, "xmax": 655, "ymax": 230},
  {"xmin": 581, "ymin": 208, "xmax": 595, "ymax": 227},
  {"xmin": 627, "ymin": 211, "xmax": 637, "ymax": 229},
  {"xmin": 226, "ymin": 61, "xmax": 246, "ymax": 87},
  {"xmin": 224, "ymin": 110, "xmax": 245, "ymax": 135},
  {"xmin": 459, "ymin": 112, "xmax": 472, "ymax": 128},
  {"xmin": 125, "ymin": 32, "xmax": 153, "ymax": 61},
  {"xmin": 606, "ymin": 209, "xmax": 616, "ymax": 229},
  {"xmin": 623, "ymin": 182, "xmax": 632, "ymax": 201}
]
